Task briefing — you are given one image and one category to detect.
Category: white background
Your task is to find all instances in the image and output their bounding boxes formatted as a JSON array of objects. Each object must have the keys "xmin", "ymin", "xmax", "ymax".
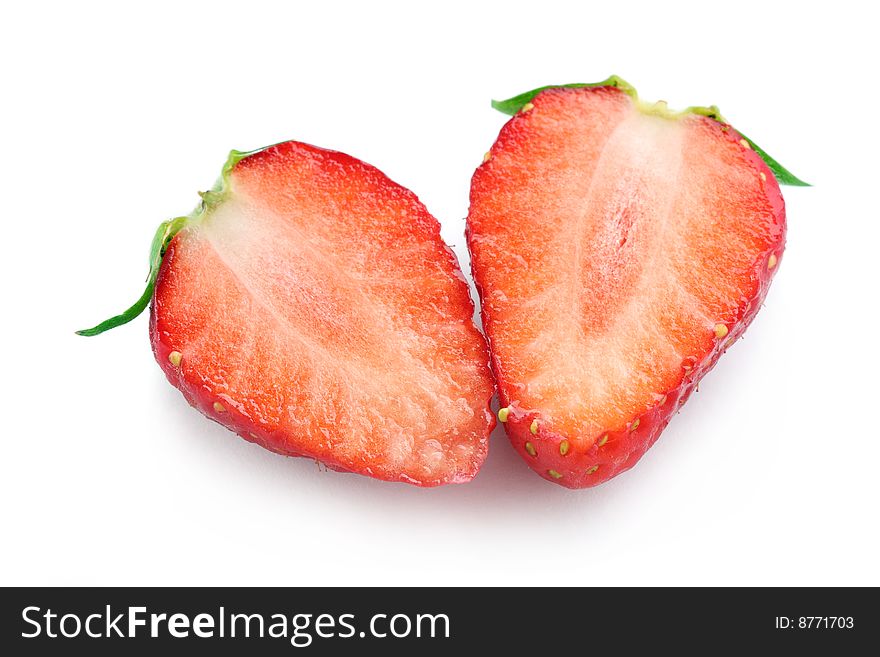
[{"xmin": 2, "ymin": 1, "xmax": 877, "ymax": 586}]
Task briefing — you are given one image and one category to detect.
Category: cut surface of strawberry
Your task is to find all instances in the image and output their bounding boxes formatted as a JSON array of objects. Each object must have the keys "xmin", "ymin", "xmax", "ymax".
[
  {"xmin": 468, "ymin": 77, "xmax": 800, "ymax": 488},
  {"xmin": 81, "ymin": 141, "xmax": 495, "ymax": 486}
]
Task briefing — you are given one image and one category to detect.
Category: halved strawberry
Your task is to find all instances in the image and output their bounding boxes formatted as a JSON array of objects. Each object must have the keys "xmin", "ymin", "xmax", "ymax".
[
  {"xmin": 80, "ymin": 141, "xmax": 495, "ymax": 486},
  {"xmin": 467, "ymin": 77, "xmax": 804, "ymax": 488}
]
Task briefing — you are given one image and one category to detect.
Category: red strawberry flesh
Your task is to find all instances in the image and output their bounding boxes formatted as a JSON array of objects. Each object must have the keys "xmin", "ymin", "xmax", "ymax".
[
  {"xmin": 467, "ymin": 86, "xmax": 786, "ymax": 488},
  {"xmin": 151, "ymin": 141, "xmax": 495, "ymax": 486}
]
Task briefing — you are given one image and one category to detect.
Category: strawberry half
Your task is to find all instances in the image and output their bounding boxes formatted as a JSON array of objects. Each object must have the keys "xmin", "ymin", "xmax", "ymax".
[
  {"xmin": 467, "ymin": 77, "xmax": 805, "ymax": 488},
  {"xmin": 80, "ymin": 141, "xmax": 495, "ymax": 486}
]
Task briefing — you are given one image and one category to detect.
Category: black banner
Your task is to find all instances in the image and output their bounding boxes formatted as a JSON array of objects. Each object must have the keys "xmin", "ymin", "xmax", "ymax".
[{"xmin": 1, "ymin": 587, "xmax": 875, "ymax": 654}]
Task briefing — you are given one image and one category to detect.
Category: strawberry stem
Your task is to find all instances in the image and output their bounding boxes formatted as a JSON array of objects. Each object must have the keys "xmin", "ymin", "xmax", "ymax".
[{"xmin": 76, "ymin": 216, "xmax": 187, "ymax": 336}]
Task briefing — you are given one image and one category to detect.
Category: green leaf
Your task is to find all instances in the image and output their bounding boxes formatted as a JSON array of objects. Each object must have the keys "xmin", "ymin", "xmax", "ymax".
[
  {"xmin": 491, "ymin": 76, "xmax": 809, "ymax": 186},
  {"xmin": 76, "ymin": 216, "xmax": 188, "ymax": 336}
]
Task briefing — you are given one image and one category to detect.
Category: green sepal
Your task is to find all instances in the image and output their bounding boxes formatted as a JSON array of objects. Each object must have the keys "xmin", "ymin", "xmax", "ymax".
[
  {"xmin": 737, "ymin": 132, "xmax": 810, "ymax": 186},
  {"xmin": 76, "ymin": 216, "xmax": 188, "ymax": 336},
  {"xmin": 76, "ymin": 147, "xmax": 260, "ymax": 337},
  {"xmin": 490, "ymin": 75, "xmax": 636, "ymax": 115},
  {"xmin": 491, "ymin": 77, "xmax": 809, "ymax": 186}
]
